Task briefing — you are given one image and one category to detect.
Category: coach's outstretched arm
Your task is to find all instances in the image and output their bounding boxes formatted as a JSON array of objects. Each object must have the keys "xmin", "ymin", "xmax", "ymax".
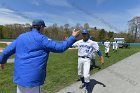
[
  {"xmin": 0, "ymin": 40, "xmax": 16, "ymax": 69},
  {"xmin": 42, "ymin": 29, "xmax": 80, "ymax": 53}
]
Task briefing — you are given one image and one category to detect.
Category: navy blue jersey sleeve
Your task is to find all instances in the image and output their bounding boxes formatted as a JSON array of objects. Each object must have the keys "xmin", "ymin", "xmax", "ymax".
[
  {"xmin": 0, "ymin": 40, "xmax": 16, "ymax": 64},
  {"xmin": 42, "ymin": 35, "xmax": 77, "ymax": 53},
  {"xmin": 97, "ymin": 50, "xmax": 102, "ymax": 56}
]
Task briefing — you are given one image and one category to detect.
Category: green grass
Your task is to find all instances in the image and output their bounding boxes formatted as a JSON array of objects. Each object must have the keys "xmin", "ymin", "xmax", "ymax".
[{"xmin": 0, "ymin": 46, "xmax": 140, "ymax": 93}]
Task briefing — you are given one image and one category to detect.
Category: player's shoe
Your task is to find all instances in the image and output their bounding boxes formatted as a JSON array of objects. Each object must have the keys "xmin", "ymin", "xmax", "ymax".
[{"xmin": 79, "ymin": 83, "xmax": 85, "ymax": 89}]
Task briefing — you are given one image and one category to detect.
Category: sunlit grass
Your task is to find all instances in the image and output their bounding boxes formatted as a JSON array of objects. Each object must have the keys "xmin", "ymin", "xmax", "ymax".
[{"xmin": 0, "ymin": 46, "xmax": 140, "ymax": 93}]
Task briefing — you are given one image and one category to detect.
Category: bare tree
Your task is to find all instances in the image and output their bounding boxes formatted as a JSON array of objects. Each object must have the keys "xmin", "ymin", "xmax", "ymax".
[
  {"xmin": 84, "ymin": 23, "xmax": 90, "ymax": 29},
  {"xmin": 128, "ymin": 16, "xmax": 140, "ymax": 42}
]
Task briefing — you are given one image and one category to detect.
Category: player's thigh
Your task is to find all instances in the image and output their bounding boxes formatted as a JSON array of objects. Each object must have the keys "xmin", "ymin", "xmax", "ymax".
[
  {"xmin": 105, "ymin": 47, "xmax": 108, "ymax": 53},
  {"xmin": 107, "ymin": 48, "xmax": 110, "ymax": 52},
  {"xmin": 78, "ymin": 58, "xmax": 84, "ymax": 75},
  {"xmin": 83, "ymin": 59, "xmax": 90, "ymax": 77}
]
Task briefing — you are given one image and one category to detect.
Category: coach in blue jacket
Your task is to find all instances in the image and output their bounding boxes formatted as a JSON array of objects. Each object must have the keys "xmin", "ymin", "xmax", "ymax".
[{"xmin": 0, "ymin": 19, "xmax": 80, "ymax": 93}]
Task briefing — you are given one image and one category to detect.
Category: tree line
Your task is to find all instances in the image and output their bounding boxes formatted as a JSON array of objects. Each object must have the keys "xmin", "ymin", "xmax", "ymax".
[{"xmin": 0, "ymin": 23, "xmax": 134, "ymax": 42}]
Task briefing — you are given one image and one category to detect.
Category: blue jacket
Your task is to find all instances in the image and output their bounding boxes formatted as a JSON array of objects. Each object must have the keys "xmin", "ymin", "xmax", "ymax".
[{"xmin": 0, "ymin": 28, "xmax": 77, "ymax": 88}]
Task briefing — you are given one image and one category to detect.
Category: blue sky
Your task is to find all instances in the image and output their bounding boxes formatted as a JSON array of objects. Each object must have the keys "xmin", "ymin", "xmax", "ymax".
[{"xmin": 0, "ymin": 0, "xmax": 140, "ymax": 32}]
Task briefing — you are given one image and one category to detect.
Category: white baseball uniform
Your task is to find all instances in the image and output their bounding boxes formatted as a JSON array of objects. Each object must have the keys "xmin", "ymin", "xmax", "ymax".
[
  {"xmin": 113, "ymin": 41, "xmax": 118, "ymax": 50},
  {"xmin": 104, "ymin": 41, "xmax": 110, "ymax": 53},
  {"xmin": 72, "ymin": 39, "xmax": 100, "ymax": 82}
]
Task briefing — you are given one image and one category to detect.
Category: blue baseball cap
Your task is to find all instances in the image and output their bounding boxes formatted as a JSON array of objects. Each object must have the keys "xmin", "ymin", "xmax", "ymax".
[
  {"xmin": 32, "ymin": 19, "xmax": 46, "ymax": 27},
  {"xmin": 82, "ymin": 29, "xmax": 89, "ymax": 34}
]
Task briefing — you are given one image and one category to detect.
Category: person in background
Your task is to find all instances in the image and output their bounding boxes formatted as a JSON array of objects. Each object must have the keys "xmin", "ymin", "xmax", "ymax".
[
  {"xmin": 113, "ymin": 41, "xmax": 118, "ymax": 52},
  {"xmin": 104, "ymin": 39, "xmax": 110, "ymax": 58}
]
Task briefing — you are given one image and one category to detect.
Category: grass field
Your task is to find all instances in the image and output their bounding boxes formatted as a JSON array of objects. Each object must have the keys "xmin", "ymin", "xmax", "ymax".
[{"xmin": 0, "ymin": 45, "xmax": 140, "ymax": 93}]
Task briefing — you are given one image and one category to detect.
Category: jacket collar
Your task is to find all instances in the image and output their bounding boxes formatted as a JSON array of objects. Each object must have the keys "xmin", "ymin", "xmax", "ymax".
[{"xmin": 32, "ymin": 28, "xmax": 40, "ymax": 33}]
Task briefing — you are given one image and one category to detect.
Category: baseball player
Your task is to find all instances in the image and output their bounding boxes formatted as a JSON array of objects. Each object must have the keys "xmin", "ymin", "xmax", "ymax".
[
  {"xmin": 104, "ymin": 39, "xmax": 110, "ymax": 58},
  {"xmin": 72, "ymin": 29, "xmax": 104, "ymax": 93},
  {"xmin": 112, "ymin": 41, "xmax": 118, "ymax": 52}
]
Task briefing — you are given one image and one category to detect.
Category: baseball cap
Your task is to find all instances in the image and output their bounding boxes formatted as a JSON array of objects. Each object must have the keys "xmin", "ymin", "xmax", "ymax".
[
  {"xmin": 32, "ymin": 19, "xmax": 46, "ymax": 27},
  {"xmin": 82, "ymin": 29, "xmax": 89, "ymax": 34}
]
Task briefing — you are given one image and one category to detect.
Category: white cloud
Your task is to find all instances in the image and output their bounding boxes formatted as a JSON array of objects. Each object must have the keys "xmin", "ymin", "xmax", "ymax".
[
  {"xmin": 31, "ymin": 0, "xmax": 41, "ymax": 6},
  {"xmin": 78, "ymin": 11, "xmax": 129, "ymax": 32},
  {"xmin": 0, "ymin": 8, "xmax": 14, "ymax": 13},
  {"xmin": 24, "ymin": 11, "xmax": 61, "ymax": 20},
  {"xmin": 44, "ymin": 0, "xmax": 71, "ymax": 7},
  {"xmin": 23, "ymin": 11, "xmax": 66, "ymax": 25},
  {"xmin": 24, "ymin": 11, "xmax": 90, "ymax": 26},
  {"xmin": 0, "ymin": 8, "xmax": 30, "ymax": 25},
  {"xmin": 30, "ymin": 0, "xmax": 72, "ymax": 7},
  {"xmin": 127, "ymin": 6, "xmax": 140, "ymax": 19},
  {"xmin": 96, "ymin": 0, "xmax": 106, "ymax": 6},
  {"xmin": 31, "ymin": 0, "xmax": 42, "ymax": 6},
  {"xmin": 24, "ymin": 9, "xmax": 129, "ymax": 32}
]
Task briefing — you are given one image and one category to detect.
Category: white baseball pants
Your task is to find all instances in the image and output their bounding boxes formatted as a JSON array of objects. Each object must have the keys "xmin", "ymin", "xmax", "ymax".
[
  {"xmin": 17, "ymin": 85, "xmax": 41, "ymax": 93},
  {"xmin": 105, "ymin": 47, "xmax": 109, "ymax": 53},
  {"xmin": 113, "ymin": 45, "xmax": 118, "ymax": 50},
  {"xmin": 78, "ymin": 57, "xmax": 91, "ymax": 83}
]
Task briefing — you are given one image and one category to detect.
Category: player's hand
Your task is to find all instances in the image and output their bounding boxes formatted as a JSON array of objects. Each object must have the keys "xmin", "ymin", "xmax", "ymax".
[
  {"xmin": 100, "ymin": 56, "xmax": 104, "ymax": 65},
  {"xmin": 72, "ymin": 29, "xmax": 80, "ymax": 37},
  {"xmin": 0, "ymin": 64, "xmax": 5, "ymax": 70}
]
